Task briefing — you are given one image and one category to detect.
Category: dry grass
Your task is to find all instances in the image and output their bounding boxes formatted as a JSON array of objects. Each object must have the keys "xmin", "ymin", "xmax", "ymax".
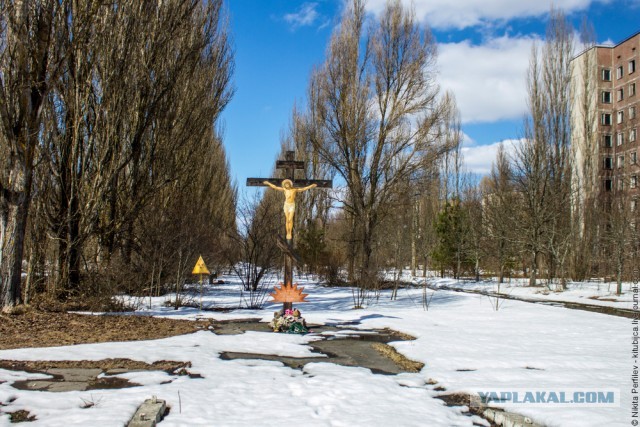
[
  {"xmin": 0, "ymin": 310, "xmax": 211, "ymax": 350},
  {"xmin": 371, "ymin": 342, "xmax": 424, "ymax": 373},
  {"xmin": 0, "ymin": 359, "xmax": 191, "ymax": 373}
]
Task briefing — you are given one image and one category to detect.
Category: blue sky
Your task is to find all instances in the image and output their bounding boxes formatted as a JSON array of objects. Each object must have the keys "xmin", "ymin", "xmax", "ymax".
[{"xmin": 221, "ymin": 0, "xmax": 640, "ymax": 190}]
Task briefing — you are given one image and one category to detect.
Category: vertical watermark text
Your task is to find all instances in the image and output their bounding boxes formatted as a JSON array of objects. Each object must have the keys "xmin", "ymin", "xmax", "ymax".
[{"xmin": 632, "ymin": 266, "xmax": 639, "ymax": 425}]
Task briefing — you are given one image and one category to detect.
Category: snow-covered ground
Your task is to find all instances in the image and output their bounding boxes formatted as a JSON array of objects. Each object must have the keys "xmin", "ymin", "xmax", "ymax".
[
  {"xmin": 0, "ymin": 275, "xmax": 632, "ymax": 426},
  {"xmin": 419, "ymin": 275, "xmax": 636, "ymax": 309}
]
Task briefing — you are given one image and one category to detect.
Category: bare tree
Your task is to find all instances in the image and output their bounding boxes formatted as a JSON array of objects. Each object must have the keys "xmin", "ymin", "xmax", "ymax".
[
  {"xmin": 570, "ymin": 20, "xmax": 601, "ymax": 280},
  {"xmin": 307, "ymin": 0, "xmax": 450, "ymax": 306},
  {"xmin": 482, "ymin": 144, "xmax": 517, "ymax": 283},
  {"xmin": 228, "ymin": 192, "xmax": 281, "ymax": 308},
  {"xmin": 513, "ymin": 9, "xmax": 574, "ymax": 287},
  {"xmin": 463, "ymin": 184, "xmax": 484, "ymax": 282},
  {"xmin": 414, "ymin": 172, "xmax": 441, "ymax": 277},
  {"xmin": 601, "ymin": 182, "xmax": 639, "ymax": 295}
]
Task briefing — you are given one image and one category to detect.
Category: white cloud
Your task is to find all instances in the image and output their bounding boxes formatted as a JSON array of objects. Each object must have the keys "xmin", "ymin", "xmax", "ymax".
[
  {"xmin": 364, "ymin": 0, "xmax": 609, "ymax": 30},
  {"xmin": 600, "ymin": 38, "xmax": 615, "ymax": 47},
  {"xmin": 439, "ymin": 36, "xmax": 536, "ymax": 123},
  {"xmin": 461, "ymin": 138, "xmax": 524, "ymax": 175},
  {"xmin": 284, "ymin": 3, "xmax": 320, "ymax": 29}
]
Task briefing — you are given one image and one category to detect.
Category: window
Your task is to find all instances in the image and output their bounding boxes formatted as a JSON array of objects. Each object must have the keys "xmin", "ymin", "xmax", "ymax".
[
  {"xmin": 604, "ymin": 157, "xmax": 613, "ymax": 169},
  {"xmin": 632, "ymin": 175, "xmax": 638, "ymax": 189},
  {"xmin": 618, "ymin": 88, "xmax": 624, "ymax": 101},
  {"xmin": 618, "ymin": 110, "xmax": 624, "ymax": 124},
  {"xmin": 631, "ymin": 83, "xmax": 637, "ymax": 96},
  {"xmin": 632, "ymin": 152, "xmax": 638, "ymax": 165},
  {"xmin": 602, "ymin": 91, "xmax": 612, "ymax": 103},
  {"xmin": 617, "ymin": 133, "xmax": 624, "ymax": 146},
  {"xmin": 630, "ymin": 59, "xmax": 637, "ymax": 74},
  {"xmin": 602, "ymin": 113, "xmax": 612, "ymax": 125},
  {"xmin": 631, "ymin": 128, "xmax": 638, "ymax": 142},
  {"xmin": 603, "ymin": 69, "xmax": 611, "ymax": 81},
  {"xmin": 604, "ymin": 179, "xmax": 612, "ymax": 191},
  {"xmin": 632, "ymin": 199, "xmax": 638, "ymax": 212},
  {"xmin": 618, "ymin": 178, "xmax": 625, "ymax": 190},
  {"xmin": 604, "ymin": 134, "xmax": 612, "ymax": 147},
  {"xmin": 618, "ymin": 155, "xmax": 625, "ymax": 168},
  {"xmin": 617, "ymin": 66, "xmax": 624, "ymax": 79},
  {"xmin": 632, "ymin": 106, "xmax": 637, "ymax": 119}
]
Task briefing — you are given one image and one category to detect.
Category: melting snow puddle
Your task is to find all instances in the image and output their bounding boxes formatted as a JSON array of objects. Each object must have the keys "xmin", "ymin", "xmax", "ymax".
[
  {"xmin": 213, "ymin": 319, "xmax": 422, "ymax": 375},
  {"xmin": 1, "ymin": 360, "xmax": 193, "ymax": 393}
]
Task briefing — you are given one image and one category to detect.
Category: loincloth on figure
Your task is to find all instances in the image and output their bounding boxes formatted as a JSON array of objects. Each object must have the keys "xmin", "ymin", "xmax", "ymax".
[{"xmin": 283, "ymin": 201, "xmax": 295, "ymax": 214}]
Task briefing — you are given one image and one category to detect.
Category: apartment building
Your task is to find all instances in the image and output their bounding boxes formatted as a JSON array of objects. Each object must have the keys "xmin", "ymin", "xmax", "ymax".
[{"xmin": 571, "ymin": 31, "xmax": 639, "ymax": 212}]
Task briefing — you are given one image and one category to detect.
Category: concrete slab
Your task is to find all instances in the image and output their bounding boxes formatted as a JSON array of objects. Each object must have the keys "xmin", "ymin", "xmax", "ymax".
[
  {"xmin": 127, "ymin": 397, "xmax": 167, "ymax": 427},
  {"xmin": 46, "ymin": 381, "xmax": 88, "ymax": 392},
  {"xmin": 483, "ymin": 407, "xmax": 542, "ymax": 427},
  {"xmin": 12, "ymin": 379, "xmax": 89, "ymax": 392},
  {"xmin": 47, "ymin": 368, "xmax": 102, "ymax": 382},
  {"xmin": 16, "ymin": 380, "xmax": 53, "ymax": 391}
]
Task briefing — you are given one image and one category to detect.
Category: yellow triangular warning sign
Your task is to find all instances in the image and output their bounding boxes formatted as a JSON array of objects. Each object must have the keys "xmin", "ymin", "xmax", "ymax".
[{"xmin": 192, "ymin": 255, "xmax": 210, "ymax": 275}]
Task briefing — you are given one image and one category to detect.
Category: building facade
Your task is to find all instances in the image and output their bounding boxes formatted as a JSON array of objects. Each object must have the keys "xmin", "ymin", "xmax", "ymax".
[{"xmin": 571, "ymin": 32, "xmax": 639, "ymax": 212}]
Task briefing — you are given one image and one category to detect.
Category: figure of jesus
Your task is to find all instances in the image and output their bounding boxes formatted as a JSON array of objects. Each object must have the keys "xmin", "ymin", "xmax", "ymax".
[{"xmin": 263, "ymin": 179, "xmax": 317, "ymax": 240}]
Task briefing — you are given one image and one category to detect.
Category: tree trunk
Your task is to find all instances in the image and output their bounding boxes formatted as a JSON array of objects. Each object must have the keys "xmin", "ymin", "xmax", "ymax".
[
  {"xmin": 347, "ymin": 213, "xmax": 357, "ymax": 283},
  {"xmin": 360, "ymin": 214, "xmax": 376, "ymax": 289},
  {"xmin": 56, "ymin": 189, "xmax": 82, "ymax": 297},
  {"xmin": 616, "ymin": 253, "xmax": 623, "ymax": 295},
  {"xmin": 529, "ymin": 251, "xmax": 537, "ymax": 286},
  {"xmin": 1, "ymin": 0, "xmax": 53, "ymax": 310},
  {"xmin": 1, "ymin": 183, "xmax": 31, "ymax": 309},
  {"xmin": 411, "ymin": 199, "xmax": 417, "ymax": 277},
  {"xmin": 475, "ymin": 257, "xmax": 480, "ymax": 282}
]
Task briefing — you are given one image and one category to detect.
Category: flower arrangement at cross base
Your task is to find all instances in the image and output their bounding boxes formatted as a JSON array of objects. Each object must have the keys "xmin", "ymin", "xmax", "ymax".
[{"xmin": 269, "ymin": 308, "xmax": 308, "ymax": 334}]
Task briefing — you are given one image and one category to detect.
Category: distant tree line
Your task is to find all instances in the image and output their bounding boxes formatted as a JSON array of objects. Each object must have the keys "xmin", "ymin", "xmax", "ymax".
[{"xmin": 251, "ymin": 3, "xmax": 639, "ymax": 303}]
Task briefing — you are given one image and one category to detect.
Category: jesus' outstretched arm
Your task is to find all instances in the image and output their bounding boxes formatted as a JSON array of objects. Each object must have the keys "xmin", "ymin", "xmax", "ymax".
[
  {"xmin": 296, "ymin": 183, "xmax": 317, "ymax": 192},
  {"xmin": 263, "ymin": 181, "xmax": 284, "ymax": 191}
]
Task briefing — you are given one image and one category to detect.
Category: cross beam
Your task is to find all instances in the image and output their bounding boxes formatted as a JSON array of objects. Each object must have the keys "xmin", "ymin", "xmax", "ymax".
[
  {"xmin": 246, "ymin": 178, "xmax": 332, "ymax": 188},
  {"xmin": 246, "ymin": 151, "xmax": 332, "ymax": 189}
]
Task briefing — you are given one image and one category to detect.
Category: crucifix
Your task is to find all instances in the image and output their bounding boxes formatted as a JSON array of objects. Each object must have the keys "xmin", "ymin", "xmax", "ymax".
[{"xmin": 247, "ymin": 151, "xmax": 332, "ymax": 311}]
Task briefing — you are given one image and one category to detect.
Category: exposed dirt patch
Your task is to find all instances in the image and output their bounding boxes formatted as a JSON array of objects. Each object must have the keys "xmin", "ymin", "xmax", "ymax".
[
  {"xmin": 0, "ymin": 359, "xmax": 191, "ymax": 374},
  {"xmin": 7, "ymin": 409, "xmax": 36, "ymax": 423},
  {"xmin": 0, "ymin": 311, "xmax": 211, "ymax": 350},
  {"xmin": 87, "ymin": 376, "xmax": 140, "ymax": 390}
]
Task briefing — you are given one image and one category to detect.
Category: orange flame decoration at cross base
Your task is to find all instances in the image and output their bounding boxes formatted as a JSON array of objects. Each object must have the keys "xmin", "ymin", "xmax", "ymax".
[{"xmin": 270, "ymin": 283, "xmax": 309, "ymax": 303}]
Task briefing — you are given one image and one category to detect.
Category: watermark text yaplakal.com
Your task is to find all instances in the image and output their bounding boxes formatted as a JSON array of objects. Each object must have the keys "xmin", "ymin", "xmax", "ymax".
[{"xmin": 469, "ymin": 389, "xmax": 620, "ymax": 408}]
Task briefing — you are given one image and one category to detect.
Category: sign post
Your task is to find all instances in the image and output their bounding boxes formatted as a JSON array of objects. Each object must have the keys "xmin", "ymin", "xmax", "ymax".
[{"xmin": 192, "ymin": 255, "xmax": 210, "ymax": 310}]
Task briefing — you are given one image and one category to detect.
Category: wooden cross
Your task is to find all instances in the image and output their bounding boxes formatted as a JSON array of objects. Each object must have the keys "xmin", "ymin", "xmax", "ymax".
[
  {"xmin": 246, "ymin": 150, "xmax": 332, "ymax": 311},
  {"xmin": 246, "ymin": 151, "xmax": 332, "ymax": 189}
]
